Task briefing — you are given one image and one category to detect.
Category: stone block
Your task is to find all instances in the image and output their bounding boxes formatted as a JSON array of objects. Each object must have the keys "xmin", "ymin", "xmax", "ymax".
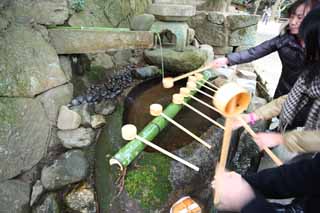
[
  {"xmin": 49, "ymin": 28, "xmax": 154, "ymax": 54},
  {"xmin": 227, "ymin": 13, "xmax": 259, "ymax": 30},
  {"xmin": 144, "ymin": 46, "xmax": 207, "ymax": 73},
  {"xmin": 208, "ymin": 12, "xmax": 226, "ymax": 25},
  {"xmin": 154, "ymin": 0, "xmax": 198, "ymax": 5},
  {"xmin": 147, "ymin": 3, "xmax": 196, "ymax": 21},
  {"xmin": 188, "ymin": 11, "xmax": 227, "ymax": 47},
  {"xmin": 130, "ymin": 14, "xmax": 155, "ymax": 31},
  {"xmin": 229, "ymin": 25, "xmax": 257, "ymax": 46}
]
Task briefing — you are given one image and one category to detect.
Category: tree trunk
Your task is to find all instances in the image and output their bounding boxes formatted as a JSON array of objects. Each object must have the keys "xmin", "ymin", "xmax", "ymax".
[
  {"xmin": 271, "ymin": 0, "xmax": 281, "ymax": 20},
  {"xmin": 225, "ymin": 0, "xmax": 232, "ymax": 12},
  {"xmin": 254, "ymin": 0, "xmax": 262, "ymax": 15}
]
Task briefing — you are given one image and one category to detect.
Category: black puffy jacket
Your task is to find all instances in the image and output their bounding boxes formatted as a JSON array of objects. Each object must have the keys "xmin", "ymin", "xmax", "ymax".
[{"xmin": 227, "ymin": 33, "xmax": 305, "ymax": 98}]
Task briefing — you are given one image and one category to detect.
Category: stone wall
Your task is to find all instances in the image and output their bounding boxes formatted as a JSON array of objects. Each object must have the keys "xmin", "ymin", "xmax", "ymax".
[
  {"xmin": 188, "ymin": 11, "xmax": 259, "ymax": 55},
  {"xmin": 0, "ymin": 0, "xmax": 152, "ymax": 212}
]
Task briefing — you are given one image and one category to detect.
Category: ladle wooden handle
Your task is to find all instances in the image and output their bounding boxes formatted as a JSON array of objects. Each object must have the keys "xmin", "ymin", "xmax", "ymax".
[
  {"xmin": 160, "ymin": 113, "xmax": 212, "ymax": 149},
  {"xmin": 173, "ymin": 65, "xmax": 212, "ymax": 82},
  {"xmin": 214, "ymin": 117, "xmax": 233, "ymax": 205},
  {"xmin": 135, "ymin": 135, "xmax": 199, "ymax": 171},
  {"xmin": 237, "ymin": 116, "xmax": 283, "ymax": 166}
]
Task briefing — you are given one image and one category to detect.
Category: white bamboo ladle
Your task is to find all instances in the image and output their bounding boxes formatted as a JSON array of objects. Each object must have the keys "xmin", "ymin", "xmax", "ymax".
[
  {"xmin": 121, "ymin": 124, "xmax": 199, "ymax": 171},
  {"xmin": 150, "ymin": 104, "xmax": 212, "ymax": 149}
]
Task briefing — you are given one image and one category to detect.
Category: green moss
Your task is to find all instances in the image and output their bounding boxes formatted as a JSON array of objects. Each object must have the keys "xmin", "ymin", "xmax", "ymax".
[
  {"xmin": 125, "ymin": 153, "xmax": 172, "ymax": 209},
  {"xmin": 87, "ymin": 66, "xmax": 106, "ymax": 82}
]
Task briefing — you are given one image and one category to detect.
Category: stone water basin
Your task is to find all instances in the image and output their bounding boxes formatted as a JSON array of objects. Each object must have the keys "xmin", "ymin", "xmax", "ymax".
[{"xmin": 95, "ymin": 77, "xmax": 225, "ymax": 212}]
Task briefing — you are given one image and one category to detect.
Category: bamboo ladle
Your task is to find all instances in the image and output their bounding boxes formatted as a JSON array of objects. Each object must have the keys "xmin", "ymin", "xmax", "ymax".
[
  {"xmin": 162, "ymin": 65, "xmax": 212, "ymax": 88},
  {"xmin": 150, "ymin": 104, "xmax": 212, "ymax": 149},
  {"xmin": 186, "ymin": 81, "xmax": 216, "ymax": 100},
  {"xmin": 172, "ymin": 93, "xmax": 225, "ymax": 130},
  {"xmin": 121, "ymin": 124, "xmax": 199, "ymax": 171}
]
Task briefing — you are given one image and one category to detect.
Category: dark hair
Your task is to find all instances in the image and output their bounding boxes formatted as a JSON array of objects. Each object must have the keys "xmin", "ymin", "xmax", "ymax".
[
  {"xmin": 287, "ymin": 0, "xmax": 308, "ymax": 16},
  {"xmin": 299, "ymin": 8, "xmax": 320, "ymax": 80}
]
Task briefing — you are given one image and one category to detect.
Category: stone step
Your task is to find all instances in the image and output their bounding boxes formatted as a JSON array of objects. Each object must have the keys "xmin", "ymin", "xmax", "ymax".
[
  {"xmin": 146, "ymin": 4, "xmax": 196, "ymax": 22},
  {"xmin": 154, "ymin": 0, "xmax": 198, "ymax": 5},
  {"xmin": 48, "ymin": 28, "xmax": 154, "ymax": 54}
]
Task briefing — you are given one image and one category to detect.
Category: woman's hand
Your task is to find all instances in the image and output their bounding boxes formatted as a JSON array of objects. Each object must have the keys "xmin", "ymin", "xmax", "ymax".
[
  {"xmin": 253, "ymin": 132, "xmax": 285, "ymax": 150},
  {"xmin": 213, "ymin": 171, "xmax": 255, "ymax": 211},
  {"xmin": 208, "ymin": 57, "xmax": 229, "ymax": 69}
]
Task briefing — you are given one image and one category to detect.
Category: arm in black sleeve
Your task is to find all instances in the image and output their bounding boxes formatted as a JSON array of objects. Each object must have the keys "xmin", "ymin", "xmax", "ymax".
[
  {"xmin": 227, "ymin": 35, "xmax": 281, "ymax": 65},
  {"xmin": 241, "ymin": 192, "xmax": 276, "ymax": 213},
  {"xmin": 244, "ymin": 154, "xmax": 320, "ymax": 199}
]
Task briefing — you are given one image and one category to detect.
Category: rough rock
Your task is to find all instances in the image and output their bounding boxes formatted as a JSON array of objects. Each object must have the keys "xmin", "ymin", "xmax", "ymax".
[
  {"xmin": 144, "ymin": 46, "xmax": 207, "ymax": 73},
  {"xmin": 90, "ymin": 114, "xmax": 106, "ymax": 129},
  {"xmin": 227, "ymin": 13, "xmax": 259, "ymax": 30},
  {"xmin": 0, "ymin": 23, "xmax": 68, "ymax": 97},
  {"xmin": 57, "ymin": 128, "xmax": 95, "ymax": 149},
  {"xmin": 37, "ymin": 84, "xmax": 74, "ymax": 124},
  {"xmin": 188, "ymin": 11, "xmax": 227, "ymax": 47},
  {"xmin": 57, "ymin": 106, "xmax": 82, "ymax": 130},
  {"xmin": 134, "ymin": 66, "xmax": 161, "ymax": 79},
  {"xmin": 59, "ymin": 56, "xmax": 73, "ymax": 81},
  {"xmin": 9, "ymin": 0, "xmax": 68, "ymax": 25},
  {"xmin": 130, "ymin": 14, "xmax": 155, "ymax": 31},
  {"xmin": 169, "ymin": 125, "xmax": 224, "ymax": 212},
  {"xmin": 30, "ymin": 180, "xmax": 44, "ymax": 206},
  {"xmin": 70, "ymin": 103, "xmax": 94, "ymax": 127},
  {"xmin": 87, "ymin": 53, "xmax": 114, "ymax": 71},
  {"xmin": 229, "ymin": 25, "xmax": 257, "ymax": 46},
  {"xmin": 0, "ymin": 98, "xmax": 50, "ymax": 181},
  {"xmin": 208, "ymin": 11, "xmax": 225, "ymax": 25},
  {"xmin": 65, "ymin": 183, "xmax": 96, "ymax": 213},
  {"xmin": 41, "ymin": 150, "xmax": 89, "ymax": 190},
  {"xmin": 113, "ymin": 49, "xmax": 132, "ymax": 66},
  {"xmin": 32, "ymin": 193, "xmax": 60, "ymax": 213},
  {"xmin": 0, "ymin": 180, "xmax": 30, "ymax": 212},
  {"xmin": 94, "ymin": 100, "xmax": 116, "ymax": 115},
  {"xmin": 68, "ymin": 0, "xmax": 151, "ymax": 28}
]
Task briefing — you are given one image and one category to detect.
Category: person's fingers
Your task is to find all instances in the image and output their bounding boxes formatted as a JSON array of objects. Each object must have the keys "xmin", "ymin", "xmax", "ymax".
[{"xmin": 211, "ymin": 180, "xmax": 216, "ymax": 188}]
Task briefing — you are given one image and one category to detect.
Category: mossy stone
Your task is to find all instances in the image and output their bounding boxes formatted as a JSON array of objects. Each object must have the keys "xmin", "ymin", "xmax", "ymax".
[{"xmin": 125, "ymin": 152, "xmax": 172, "ymax": 209}]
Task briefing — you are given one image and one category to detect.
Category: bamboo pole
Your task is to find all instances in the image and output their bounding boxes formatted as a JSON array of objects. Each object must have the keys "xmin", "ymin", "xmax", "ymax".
[
  {"xmin": 236, "ymin": 116, "xmax": 283, "ymax": 166},
  {"xmin": 121, "ymin": 124, "xmax": 199, "ymax": 171},
  {"xmin": 214, "ymin": 97, "xmax": 237, "ymax": 205}
]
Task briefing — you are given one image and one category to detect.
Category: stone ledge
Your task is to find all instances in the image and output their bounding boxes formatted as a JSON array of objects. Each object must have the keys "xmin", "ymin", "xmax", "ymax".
[
  {"xmin": 147, "ymin": 4, "xmax": 196, "ymax": 21},
  {"xmin": 49, "ymin": 28, "xmax": 154, "ymax": 54}
]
